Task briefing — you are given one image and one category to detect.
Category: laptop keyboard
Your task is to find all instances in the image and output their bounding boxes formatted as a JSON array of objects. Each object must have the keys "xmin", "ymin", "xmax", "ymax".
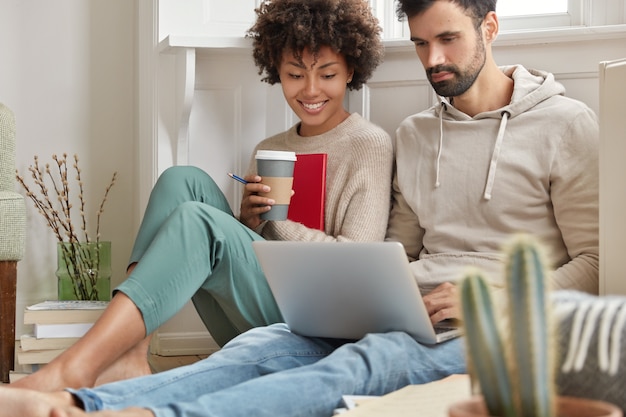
[{"xmin": 435, "ymin": 326, "xmax": 457, "ymax": 334}]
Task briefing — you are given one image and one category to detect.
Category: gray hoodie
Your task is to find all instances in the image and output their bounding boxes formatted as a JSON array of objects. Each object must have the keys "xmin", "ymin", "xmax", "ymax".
[{"xmin": 388, "ymin": 65, "xmax": 599, "ymax": 294}]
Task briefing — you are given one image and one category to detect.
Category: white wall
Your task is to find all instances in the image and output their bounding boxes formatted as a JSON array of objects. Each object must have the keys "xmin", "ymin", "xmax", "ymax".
[{"xmin": 0, "ymin": 0, "xmax": 137, "ymax": 337}]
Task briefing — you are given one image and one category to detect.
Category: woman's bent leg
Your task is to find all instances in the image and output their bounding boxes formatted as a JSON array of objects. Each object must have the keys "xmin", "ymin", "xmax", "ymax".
[
  {"xmin": 118, "ymin": 201, "xmax": 282, "ymax": 345},
  {"xmin": 129, "ymin": 166, "xmax": 233, "ymax": 265},
  {"xmin": 12, "ymin": 167, "xmax": 245, "ymax": 391}
]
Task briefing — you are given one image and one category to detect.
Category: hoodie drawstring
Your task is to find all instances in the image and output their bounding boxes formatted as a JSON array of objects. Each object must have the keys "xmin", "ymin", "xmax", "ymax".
[
  {"xmin": 435, "ymin": 107, "xmax": 510, "ymax": 200},
  {"xmin": 434, "ymin": 107, "xmax": 444, "ymax": 188},
  {"xmin": 483, "ymin": 111, "xmax": 510, "ymax": 200}
]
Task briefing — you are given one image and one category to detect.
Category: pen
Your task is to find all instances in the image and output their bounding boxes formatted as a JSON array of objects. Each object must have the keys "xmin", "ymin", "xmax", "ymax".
[{"xmin": 227, "ymin": 172, "xmax": 248, "ymax": 184}]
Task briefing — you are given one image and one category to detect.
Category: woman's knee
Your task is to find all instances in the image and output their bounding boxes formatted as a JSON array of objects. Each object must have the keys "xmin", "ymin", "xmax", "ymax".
[
  {"xmin": 152, "ymin": 167, "xmax": 232, "ymax": 213},
  {"xmin": 157, "ymin": 166, "xmax": 211, "ymax": 190}
]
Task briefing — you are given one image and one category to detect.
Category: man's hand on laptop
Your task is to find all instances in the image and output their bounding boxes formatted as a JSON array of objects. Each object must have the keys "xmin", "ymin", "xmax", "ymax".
[{"xmin": 423, "ymin": 282, "xmax": 459, "ymax": 324}]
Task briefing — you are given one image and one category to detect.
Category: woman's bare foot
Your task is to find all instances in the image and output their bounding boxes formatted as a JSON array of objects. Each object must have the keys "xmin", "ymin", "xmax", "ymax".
[
  {"xmin": 10, "ymin": 361, "xmax": 94, "ymax": 392},
  {"xmin": 12, "ymin": 338, "xmax": 153, "ymax": 391},
  {"xmin": 0, "ymin": 386, "xmax": 75, "ymax": 417},
  {"xmin": 12, "ymin": 293, "xmax": 149, "ymax": 392},
  {"xmin": 95, "ymin": 337, "xmax": 153, "ymax": 386}
]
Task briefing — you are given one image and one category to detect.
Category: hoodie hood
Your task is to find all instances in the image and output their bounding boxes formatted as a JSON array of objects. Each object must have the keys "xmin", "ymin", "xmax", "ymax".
[{"xmin": 434, "ymin": 65, "xmax": 566, "ymax": 200}]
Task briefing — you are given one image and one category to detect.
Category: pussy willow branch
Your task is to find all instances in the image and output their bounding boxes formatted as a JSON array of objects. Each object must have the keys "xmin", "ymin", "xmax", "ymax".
[
  {"xmin": 16, "ymin": 154, "xmax": 116, "ymax": 244},
  {"xmin": 43, "ymin": 161, "xmax": 69, "ymax": 240},
  {"xmin": 15, "ymin": 176, "xmax": 64, "ymax": 242},
  {"xmin": 53, "ymin": 154, "xmax": 80, "ymax": 242},
  {"xmin": 74, "ymin": 154, "xmax": 89, "ymax": 242},
  {"xmin": 22, "ymin": 156, "xmax": 68, "ymax": 241},
  {"xmin": 96, "ymin": 172, "xmax": 117, "ymax": 241},
  {"xmin": 16, "ymin": 154, "xmax": 117, "ymax": 300}
]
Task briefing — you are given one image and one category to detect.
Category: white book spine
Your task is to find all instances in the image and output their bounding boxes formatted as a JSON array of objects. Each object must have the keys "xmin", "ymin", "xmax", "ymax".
[{"xmin": 33, "ymin": 323, "xmax": 94, "ymax": 338}]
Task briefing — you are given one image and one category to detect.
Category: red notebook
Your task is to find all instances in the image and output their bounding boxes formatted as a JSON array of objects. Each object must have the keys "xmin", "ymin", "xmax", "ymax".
[{"xmin": 287, "ymin": 153, "xmax": 327, "ymax": 230}]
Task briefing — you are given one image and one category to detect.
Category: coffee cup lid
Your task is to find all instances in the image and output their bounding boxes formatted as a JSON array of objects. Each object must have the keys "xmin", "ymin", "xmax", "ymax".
[{"xmin": 255, "ymin": 150, "xmax": 297, "ymax": 161}]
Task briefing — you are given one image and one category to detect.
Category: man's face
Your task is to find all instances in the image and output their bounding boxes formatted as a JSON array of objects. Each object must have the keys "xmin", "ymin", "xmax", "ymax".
[{"xmin": 408, "ymin": 1, "xmax": 486, "ymax": 98}]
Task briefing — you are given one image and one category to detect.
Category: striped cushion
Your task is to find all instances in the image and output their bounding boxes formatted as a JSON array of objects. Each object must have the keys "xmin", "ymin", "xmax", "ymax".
[{"xmin": 554, "ymin": 290, "xmax": 626, "ymax": 412}]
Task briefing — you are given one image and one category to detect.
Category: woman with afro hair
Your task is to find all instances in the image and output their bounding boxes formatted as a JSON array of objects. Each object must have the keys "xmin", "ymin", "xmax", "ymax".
[{"xmin": 10, "ymin": 0, "xmax": 395, "ymax": 401}]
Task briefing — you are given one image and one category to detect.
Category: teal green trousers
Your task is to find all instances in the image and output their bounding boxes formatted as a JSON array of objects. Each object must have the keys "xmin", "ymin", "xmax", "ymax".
[{"xmin": 118, "ymin": 166, "xmax": 283, "ymax": 346}]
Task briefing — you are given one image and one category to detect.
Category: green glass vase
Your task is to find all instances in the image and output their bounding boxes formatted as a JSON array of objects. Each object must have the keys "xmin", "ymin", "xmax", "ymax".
[{"xmin": 56, "ymin": 241, "xmax": 112, "ymax": 301}]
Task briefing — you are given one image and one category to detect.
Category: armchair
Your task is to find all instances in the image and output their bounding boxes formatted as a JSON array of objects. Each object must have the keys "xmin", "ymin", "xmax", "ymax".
[{"xmin": 0, "ymin": 102, "xmax": 26, "ymax": 383}]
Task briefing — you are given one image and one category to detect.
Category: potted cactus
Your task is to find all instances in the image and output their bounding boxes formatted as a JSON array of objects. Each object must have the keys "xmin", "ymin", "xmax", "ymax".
[{"xmin": 449, "ymin": 234, "xmax": 621, "ymax": 417}]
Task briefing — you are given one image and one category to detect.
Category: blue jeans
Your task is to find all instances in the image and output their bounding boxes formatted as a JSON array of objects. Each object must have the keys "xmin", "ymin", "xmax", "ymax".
[
  {"xmin": 118, "ymin": 166, "xmax": 283, "ymax": 346},
  {"xmin": 71, "ymin": 324, "xmax": 466, "ymax": 417}
]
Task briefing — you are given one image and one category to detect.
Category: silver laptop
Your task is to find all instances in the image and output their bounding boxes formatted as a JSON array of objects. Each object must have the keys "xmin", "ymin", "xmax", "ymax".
[{"xmin": 252, "ymin": 240, "xmax": 461, "ymax": 344}]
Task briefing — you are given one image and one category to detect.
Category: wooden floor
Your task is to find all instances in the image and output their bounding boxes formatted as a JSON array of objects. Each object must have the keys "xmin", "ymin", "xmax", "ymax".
[{"xmin": 148, "ymin": 353, "xmax": 209, "ymax": 373}]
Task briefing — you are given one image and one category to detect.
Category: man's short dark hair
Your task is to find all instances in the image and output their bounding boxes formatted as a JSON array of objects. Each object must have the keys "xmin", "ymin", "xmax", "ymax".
[{"xmin": 395, "ymin": 0, "xmax": 496, "ymax": 27}]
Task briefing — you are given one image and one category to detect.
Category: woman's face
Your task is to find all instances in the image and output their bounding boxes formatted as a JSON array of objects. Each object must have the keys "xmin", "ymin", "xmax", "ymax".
[{"xmin": 279, "ymin": 46, "xmax": 353, "ymax": 137}]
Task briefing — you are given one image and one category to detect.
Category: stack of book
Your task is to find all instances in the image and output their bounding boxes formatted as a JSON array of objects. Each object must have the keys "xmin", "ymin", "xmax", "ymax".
[{"xmin": 16, "ymin": 300, "xmax": 108, "ymax": 370}]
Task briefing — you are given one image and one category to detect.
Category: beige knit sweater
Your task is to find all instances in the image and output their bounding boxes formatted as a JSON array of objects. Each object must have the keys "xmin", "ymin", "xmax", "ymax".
[{"xmin": 247, "ymin": 113, "xmax": 393, "ymax": 243}]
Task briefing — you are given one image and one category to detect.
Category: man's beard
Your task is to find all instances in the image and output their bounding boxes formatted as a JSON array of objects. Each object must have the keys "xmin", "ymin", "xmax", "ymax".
[{"xmin": 427, "ymin": 35, "xmax": 486, "ymax": 98}]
